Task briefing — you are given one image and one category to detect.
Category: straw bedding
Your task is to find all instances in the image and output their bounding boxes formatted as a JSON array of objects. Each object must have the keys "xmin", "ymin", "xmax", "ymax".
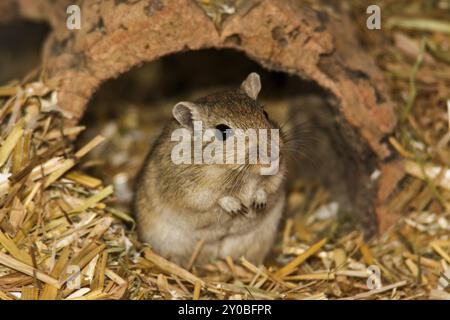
[{"xmin": 0, "ymin": 0, "xmax": 450, "ymax": 300}]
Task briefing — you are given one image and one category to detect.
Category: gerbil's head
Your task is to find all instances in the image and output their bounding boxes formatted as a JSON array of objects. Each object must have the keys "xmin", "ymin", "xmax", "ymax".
[{"xmin": 171, "ymin": 73, "xmax": 283, "ymax": 176}]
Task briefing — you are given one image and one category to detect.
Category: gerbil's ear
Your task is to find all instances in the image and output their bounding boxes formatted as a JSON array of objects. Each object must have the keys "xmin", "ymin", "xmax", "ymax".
[
  {"xmin": 172, "ymin": 101, "xmax": 200, "ymax": 128},
  {"xmin": 241, "ymin": 72, "xmax": 261, "ymax": 100}
]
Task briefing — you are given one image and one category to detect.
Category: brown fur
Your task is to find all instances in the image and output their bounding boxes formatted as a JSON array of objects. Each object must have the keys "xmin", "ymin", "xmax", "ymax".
[{"xmin": 134, "ymin": 74, "xmax": 286, "ymax": 267}]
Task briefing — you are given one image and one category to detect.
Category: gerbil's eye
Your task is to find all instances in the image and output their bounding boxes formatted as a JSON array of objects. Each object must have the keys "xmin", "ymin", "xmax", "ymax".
[
  {"xmin": 215, "ymin": 124, "xmax": 232, "ymax": 141},
  {"xmin": 263, "ymin": 110, "xmax": 269, "ymax": 120}
]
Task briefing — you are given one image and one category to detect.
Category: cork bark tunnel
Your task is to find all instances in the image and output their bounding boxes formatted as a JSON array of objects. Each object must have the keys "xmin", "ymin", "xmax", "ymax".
[{"xmin": 10, "ymin": 0, "xmax": 399, "ymax": 236}]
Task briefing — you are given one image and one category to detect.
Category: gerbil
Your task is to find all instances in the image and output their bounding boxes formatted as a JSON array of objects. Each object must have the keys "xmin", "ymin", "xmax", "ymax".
[{"xmin": 133, "ymin": 73, "xmax": 286, "ymax": 267}]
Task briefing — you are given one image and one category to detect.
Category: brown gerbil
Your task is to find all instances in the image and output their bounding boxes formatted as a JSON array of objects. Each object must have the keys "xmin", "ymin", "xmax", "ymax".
[{"xmin": 133, "ymin": 73, "xmax": 286, "ymax": 267}]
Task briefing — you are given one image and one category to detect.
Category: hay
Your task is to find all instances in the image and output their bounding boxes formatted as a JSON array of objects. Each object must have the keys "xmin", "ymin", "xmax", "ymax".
[
  {"xmin": 0, "ymin": 79, "xmax": 448, "ymax": 300},
  {"xmin": 0, "ymin": 82, "xmax": 129, "ymax": 299},
  {"xmin": 0, "ymin": 0, "xmax": 450, "ymax": 300}
]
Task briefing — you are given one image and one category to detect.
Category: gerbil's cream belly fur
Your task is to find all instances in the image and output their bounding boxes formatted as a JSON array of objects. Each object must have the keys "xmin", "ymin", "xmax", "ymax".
[{"xmin": 139, "ymin": 189, "xmax": 285, "ymax": 267}]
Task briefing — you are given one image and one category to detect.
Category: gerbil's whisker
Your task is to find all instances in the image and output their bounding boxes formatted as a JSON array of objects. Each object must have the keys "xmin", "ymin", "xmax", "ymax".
[
  {"xmin": 221, "ymin": 163, "xmax": 250, "ymax": 196},
  {"xmin": 282, "ymin": 146, "xmax": 323, "ymax": 171},
  {"xmin": 228, "ymin": 164, "xmax": 247, "ymax": 195},
  {"xmin": 222, "ymin": 164, "xmax": 241, "ymax": 186},
  {"xmin": 231, "ymin": 163, "xmax": 251, "ymax": 195}
]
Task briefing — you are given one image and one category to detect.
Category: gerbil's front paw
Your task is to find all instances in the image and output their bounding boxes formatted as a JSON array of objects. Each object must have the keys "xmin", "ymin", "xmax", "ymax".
[
  {"xmin": 219, "ymin": 196, "xmax": 248, "ymax": 216},
  {"xmin": 252, "ymin": 189, "xmax": 267, "ymax": 211}
]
